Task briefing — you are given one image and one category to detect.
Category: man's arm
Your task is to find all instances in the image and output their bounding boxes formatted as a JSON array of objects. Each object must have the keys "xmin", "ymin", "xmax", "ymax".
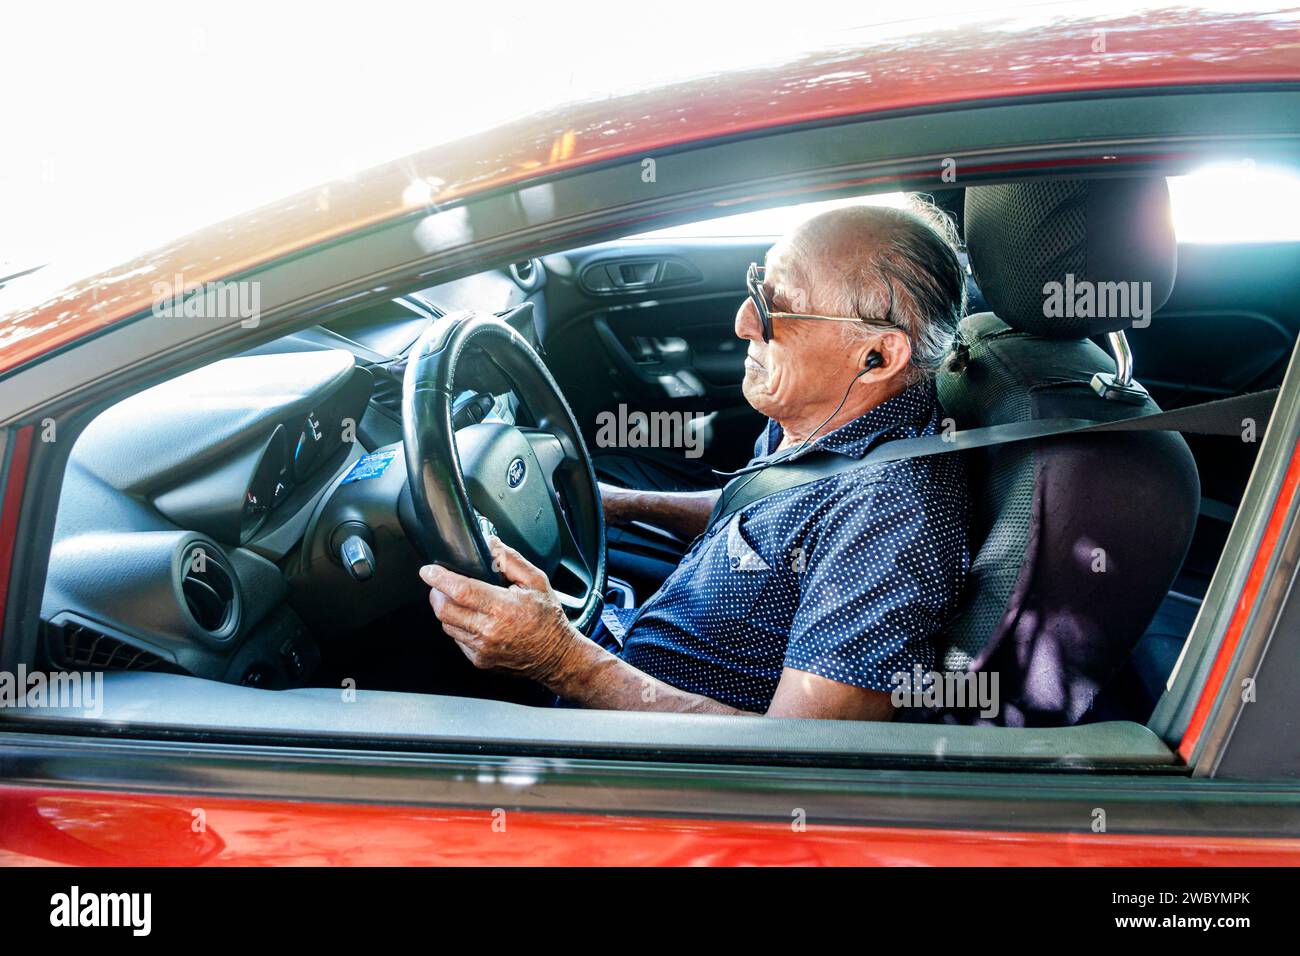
[
  {"xmin": 767, "ymin": 669, "xmax": 895, "ymax": 720},
  {"xmin": 600, "ymin": 481, "xmax": 719, "ymax": 540},
  {"xmin": 547, "ymin": 636, "xmax": 754, "ymax": 715},
  {"xmin": 551, "ymin": 641, "xmax": 893, "ymax": 719},
  {"xmin": 421, "ymin": 536, "xmax": 895, "ymax": 721}
]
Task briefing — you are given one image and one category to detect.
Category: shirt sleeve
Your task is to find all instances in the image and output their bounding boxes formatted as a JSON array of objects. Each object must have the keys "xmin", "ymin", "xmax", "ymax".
[{"xmin": 783, "ymin": 478, "xmax": 955, "ymax": 692}]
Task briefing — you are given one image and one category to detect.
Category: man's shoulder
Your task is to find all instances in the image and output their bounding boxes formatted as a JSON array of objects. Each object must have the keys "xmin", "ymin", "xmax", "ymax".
[
  {"xmin": 742, "ymin": 451, "xmax": 967, "ymax": 537},
  {"xmin": 808, "ymin": 443, "xmax": 969, "ymax": 502}
]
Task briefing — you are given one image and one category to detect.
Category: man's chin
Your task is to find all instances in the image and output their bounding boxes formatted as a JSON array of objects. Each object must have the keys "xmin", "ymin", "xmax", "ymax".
[{"xmin": 741, "ymin": 375, "xmax": 777, "ymax": 419}]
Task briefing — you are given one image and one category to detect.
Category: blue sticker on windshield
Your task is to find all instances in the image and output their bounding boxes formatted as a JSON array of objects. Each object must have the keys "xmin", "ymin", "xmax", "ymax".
[{"xmin": 341, "ymin": 448, "xmax": 398, "ymax": 485}]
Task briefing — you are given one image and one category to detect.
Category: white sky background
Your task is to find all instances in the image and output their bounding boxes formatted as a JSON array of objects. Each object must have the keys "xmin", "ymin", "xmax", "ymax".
[
  {"xmin": 2, "ymin": 0, "xmax": 969, "ymax": 275},
  {"xmin": 0, "ymin": 0, "xmax": 1293, "ymax": 285}
]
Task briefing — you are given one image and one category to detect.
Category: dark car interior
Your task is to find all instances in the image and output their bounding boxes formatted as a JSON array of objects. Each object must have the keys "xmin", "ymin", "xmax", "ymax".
[{"xmin": 36, "ymin": 169, "xmax": 1300, "ymax": 731}]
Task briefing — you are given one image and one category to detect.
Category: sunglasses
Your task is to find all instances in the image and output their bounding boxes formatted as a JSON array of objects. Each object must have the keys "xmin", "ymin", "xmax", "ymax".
[{"xmin": 746, "ymin": 262, "xmax": 897, "ymax": 343}]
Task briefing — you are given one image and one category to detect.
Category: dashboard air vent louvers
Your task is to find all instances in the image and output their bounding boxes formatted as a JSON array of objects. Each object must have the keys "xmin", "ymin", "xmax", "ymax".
[
  {"xmin": 510, "ymin": 260, "xmax": 534, "ymax": 283},
  {"xmin": 181, "ymin": 544, "xmax": 236, "ymax": 634},
  {"xmin": 55, "ymin": 620, "xmax": 169, "ymax": 671}
]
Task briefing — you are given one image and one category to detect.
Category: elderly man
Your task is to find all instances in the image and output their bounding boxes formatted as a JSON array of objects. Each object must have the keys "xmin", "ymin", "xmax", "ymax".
[{"xmin": 420, "ymin": 201, "xmax": 971, "ymax": 720}]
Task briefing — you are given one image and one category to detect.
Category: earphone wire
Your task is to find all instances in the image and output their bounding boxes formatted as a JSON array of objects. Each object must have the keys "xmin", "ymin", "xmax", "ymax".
[{"xmin": 708, "ymin": 365, "xmax": 873, "ymax": 524}]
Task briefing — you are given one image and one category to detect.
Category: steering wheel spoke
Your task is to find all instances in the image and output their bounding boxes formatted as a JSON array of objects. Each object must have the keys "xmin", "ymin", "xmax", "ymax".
[
  {"xmin": 528, "ymin": 431, "xmax": 593, "ymax": 606},
  {"xmin": 520, "ymin": 428, "xmax": 566, "ymax": 495},
  {"xmin": 552, "ymin": 504, "xmax": 593, "ymax": 607}
]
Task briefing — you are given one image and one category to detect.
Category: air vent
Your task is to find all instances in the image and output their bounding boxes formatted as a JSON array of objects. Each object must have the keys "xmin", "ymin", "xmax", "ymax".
[
  {"xmin": 508, "ymin": 258, "xmax": 542, "ymax": 290},
  {"xmin": 181, "ymin": 544, "xmax": 236, "ymax": 634},
  {"xmin": 53, "ymin": 620, "xmax": 168, "ymax": 671}
]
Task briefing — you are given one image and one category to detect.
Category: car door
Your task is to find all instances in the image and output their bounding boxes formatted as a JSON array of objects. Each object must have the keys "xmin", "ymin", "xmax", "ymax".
[{"xmin": 540, "ymin": 237, "xmax": 769, "ymax": 473}]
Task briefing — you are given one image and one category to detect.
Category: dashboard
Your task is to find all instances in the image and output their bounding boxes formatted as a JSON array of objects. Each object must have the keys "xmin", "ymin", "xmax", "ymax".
[
  {"xmin": 42, "ymin": 349, "xmax": 375, "ymax": 685},
  {"xmin": 40, "ymin": 267, "xmax": 546, "ymax": 689},
  {"xmin": 65, "ymin": 350, "xmax": 372, "ymax": 552}
]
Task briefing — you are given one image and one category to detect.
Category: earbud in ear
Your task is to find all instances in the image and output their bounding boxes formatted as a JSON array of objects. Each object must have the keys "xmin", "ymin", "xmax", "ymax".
[{"xmin": 864, "ymin": 350, "xmax": 884, "ymax": 371}]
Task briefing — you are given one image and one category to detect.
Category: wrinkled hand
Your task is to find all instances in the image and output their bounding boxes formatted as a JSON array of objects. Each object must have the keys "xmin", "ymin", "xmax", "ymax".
[{"xmin": 419, "ymin": 536, "xmax": 580, "ymax": 684}]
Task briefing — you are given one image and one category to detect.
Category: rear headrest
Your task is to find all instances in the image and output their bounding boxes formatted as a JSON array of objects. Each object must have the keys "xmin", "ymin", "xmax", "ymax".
[{"xmin": 964, "ymin": 178, "xmax": 1177, "ymax": 338}]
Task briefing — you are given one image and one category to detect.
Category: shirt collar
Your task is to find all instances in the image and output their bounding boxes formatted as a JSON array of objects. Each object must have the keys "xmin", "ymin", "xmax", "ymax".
[{"xmin": 762, "ymin": 379, "xmax": 939, "ymax": 461}]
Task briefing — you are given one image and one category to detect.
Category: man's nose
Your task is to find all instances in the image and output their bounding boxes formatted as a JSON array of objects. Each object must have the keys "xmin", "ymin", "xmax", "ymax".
[{"xmin": 735, "ymin": 297, "xmax": 763, "ymax": 343}]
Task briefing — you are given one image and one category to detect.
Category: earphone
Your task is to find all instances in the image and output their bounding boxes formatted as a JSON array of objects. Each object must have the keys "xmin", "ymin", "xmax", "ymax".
[{"xmin": 864, "ymin": 350, "xmax": 884, "ymax": 370}]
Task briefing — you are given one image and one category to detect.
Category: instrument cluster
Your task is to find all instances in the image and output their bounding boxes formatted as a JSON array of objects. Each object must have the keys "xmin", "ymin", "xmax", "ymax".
[{"xmin": 240, "ymin": 405, "xmax": 352, "ymax": 541}]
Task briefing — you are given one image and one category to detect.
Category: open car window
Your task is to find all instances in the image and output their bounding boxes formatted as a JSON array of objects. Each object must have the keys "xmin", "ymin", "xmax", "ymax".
[{"xmin": 633, "ymin": 164, "xmax": 1300, "ymax": 244}]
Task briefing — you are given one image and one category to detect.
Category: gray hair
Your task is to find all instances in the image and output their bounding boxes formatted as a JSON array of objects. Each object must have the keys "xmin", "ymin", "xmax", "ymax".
[{"xmin": 787, "ymin": 197, "xmax": 967, "ymax": 385}]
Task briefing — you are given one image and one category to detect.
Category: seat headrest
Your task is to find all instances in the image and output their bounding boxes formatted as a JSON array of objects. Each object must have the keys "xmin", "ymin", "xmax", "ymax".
[{"xmin": 964, "ymin": 178, "xmax": 1177, "ymax": 338}]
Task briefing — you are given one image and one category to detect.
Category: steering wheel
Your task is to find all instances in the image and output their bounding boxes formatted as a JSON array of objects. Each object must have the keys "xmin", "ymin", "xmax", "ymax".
[{"xmin": 401, "ymin": 311, "xmax": 606, "ymax": 633}]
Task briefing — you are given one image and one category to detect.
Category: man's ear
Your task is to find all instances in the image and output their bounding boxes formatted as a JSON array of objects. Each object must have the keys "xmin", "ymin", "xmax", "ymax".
[{"xmin": 860, "ymin": 329, "xmax": 911, "ymax": 378}]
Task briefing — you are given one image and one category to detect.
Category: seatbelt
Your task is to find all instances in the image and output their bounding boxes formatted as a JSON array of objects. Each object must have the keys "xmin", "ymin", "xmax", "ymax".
[{"xmin": 705, "ymin": 388, "xmax": 1278, "ymax": 531}]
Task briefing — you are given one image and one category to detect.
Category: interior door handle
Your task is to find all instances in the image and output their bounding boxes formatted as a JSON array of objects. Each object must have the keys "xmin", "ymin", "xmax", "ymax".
[
  {"xmin": 580, "ymin": 257, "xmax": 702, "ymax": 294},
  {"xmin": 609, "ymin": 261, "xmax": 659, "ymax": 288}
]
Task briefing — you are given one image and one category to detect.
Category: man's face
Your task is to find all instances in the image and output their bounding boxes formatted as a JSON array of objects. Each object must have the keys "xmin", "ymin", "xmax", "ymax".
[{"xmin": 735, "ymin": 245, "xmax": 869, "ymax": 423}]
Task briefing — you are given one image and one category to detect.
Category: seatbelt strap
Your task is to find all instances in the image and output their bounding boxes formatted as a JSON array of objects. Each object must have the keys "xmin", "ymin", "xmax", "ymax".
[{"xmin": 705, "ymin": 388, "xmax": 1278, "ymax": 530}]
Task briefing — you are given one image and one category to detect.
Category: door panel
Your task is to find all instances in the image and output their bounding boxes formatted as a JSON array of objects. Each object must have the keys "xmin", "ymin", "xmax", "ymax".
[
  {"xmin": 541, "ymin": 238, "xmax": 771, "ymax": 472},
  {"xmin": 1126, "ymin": 241, "xmax": 1300, "ymax": 595}
]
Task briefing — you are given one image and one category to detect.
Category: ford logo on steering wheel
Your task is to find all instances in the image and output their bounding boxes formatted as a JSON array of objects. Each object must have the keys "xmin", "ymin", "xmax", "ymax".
[{"xmin": 506, "ymin": 456, "xmax": 527, "ymax": 488}]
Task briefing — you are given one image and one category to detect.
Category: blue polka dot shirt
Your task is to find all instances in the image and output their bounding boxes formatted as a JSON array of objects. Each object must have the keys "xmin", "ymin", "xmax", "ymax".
[{"xmin": 610, "ymin": 380, "xmax": 971, "ymax": 712}]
